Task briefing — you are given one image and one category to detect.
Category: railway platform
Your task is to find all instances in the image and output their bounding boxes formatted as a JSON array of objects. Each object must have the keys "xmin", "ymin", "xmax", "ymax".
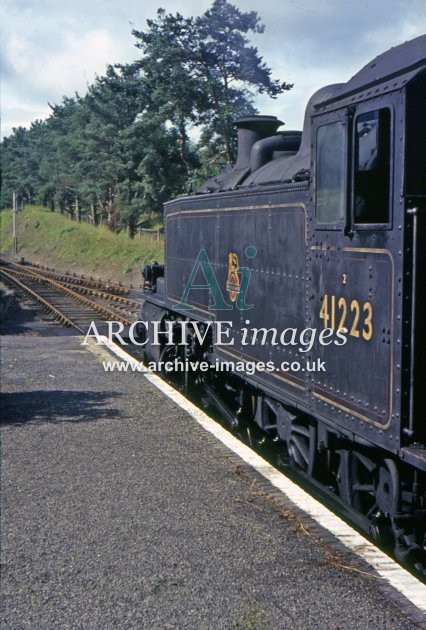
[{"xmin": 1, "ymin": 324, "xmax": 425, "ymax": 628}]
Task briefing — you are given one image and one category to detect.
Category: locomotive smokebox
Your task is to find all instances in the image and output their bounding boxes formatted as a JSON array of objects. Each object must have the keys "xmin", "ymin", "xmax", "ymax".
[{"xmin": 234, "ymin": 115, "xmax": 283, "ymax": 170}]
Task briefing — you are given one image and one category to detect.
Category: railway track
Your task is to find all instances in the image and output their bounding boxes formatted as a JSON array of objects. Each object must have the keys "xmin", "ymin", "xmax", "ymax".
[{"xmin": 0, "ymin": 257, "xmax": 143, "ymax": 332}]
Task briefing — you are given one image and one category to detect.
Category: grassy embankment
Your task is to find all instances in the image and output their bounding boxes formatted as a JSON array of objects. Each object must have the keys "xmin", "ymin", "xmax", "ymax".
[{"xmin": 0, "ymin": 206, "xmax": 164, "ymax": 287}]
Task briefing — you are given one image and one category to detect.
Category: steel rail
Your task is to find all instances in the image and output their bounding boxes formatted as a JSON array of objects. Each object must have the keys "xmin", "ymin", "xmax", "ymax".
[
  {"xmin": 0, "ymin": 268, "xmax": 86, "ymax": 333},
  {"xmin": 55, "ymin": 279, "xmax": 142, "ymax": 308},
  {"xmin": 6, "ymin": 267, "xmax": 141, "ymax": 310},
  {"xmin": 0, "ymin": 256, "xmax": 134, "ymax": 295},
  {"xmin": 2, "ymin": 267, "xmax": 135, "ymax": 326}
]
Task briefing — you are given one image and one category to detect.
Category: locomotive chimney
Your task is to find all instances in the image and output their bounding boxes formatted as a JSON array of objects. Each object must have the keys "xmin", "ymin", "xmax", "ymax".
[{"xmin": 234, "ymin": 116, "xmax": 284, "ymax": 170}]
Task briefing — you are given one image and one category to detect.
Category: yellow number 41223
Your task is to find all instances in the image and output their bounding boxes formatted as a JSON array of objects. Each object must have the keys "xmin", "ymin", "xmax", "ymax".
[{"xmin": 319, "ymin": 294, "xmax": 373, "ymax": 341}]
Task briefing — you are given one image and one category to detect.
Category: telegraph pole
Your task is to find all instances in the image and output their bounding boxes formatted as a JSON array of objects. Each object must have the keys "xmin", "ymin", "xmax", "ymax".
[{"xmin": 12, "ymin": 192, "xmax": 18, "ymax": 254}]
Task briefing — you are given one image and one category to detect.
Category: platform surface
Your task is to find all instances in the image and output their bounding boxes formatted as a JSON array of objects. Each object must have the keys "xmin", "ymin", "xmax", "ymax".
[{"xmin": 0, "ymin": 331, "xmax": 422, "ymax": 629}]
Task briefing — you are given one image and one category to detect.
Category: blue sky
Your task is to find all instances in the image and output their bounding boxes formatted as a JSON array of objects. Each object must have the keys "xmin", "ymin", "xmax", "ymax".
[{"xmin": 1, "ymin": 0, "xmax": 425, "ymax": 139}]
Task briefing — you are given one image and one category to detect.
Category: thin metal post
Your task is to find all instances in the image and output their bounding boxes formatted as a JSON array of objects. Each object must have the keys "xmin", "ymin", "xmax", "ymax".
[
  {"xmin": 12, "ymin": 192, "xmax": 18, "ymax": 255},
  {"xmin": 405, "ymin": 207, "xmax": 419, "ymax": 440}
]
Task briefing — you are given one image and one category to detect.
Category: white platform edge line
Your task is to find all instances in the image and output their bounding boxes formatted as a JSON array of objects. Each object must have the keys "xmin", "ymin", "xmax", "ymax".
[{"xmin": 96, "ymin": 336, "xmax": 426, "ymax": 614}]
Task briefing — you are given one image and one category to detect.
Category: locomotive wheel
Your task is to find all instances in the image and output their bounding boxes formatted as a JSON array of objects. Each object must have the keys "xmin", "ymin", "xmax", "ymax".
[
  {"xmin": 337, "ymin": 450, "xmax": 376, "ymax": 514},
  {"xmin": 287, "ymin": 420, "xmax": 316, "ymax": 476},
  {"xmin": 239, "ymin": 393, "xmax": 266, "ymax": 448},
  {"xmin": 158, "ymin": 344, "xmax": 189, "ymax": 390},
  {"xmin": 374, "ymin": 458, "xmax": 400, "ymax": 517},
  {"xmin": 336, "ymin": 451, "xmax": 401, "ymax": 540}
]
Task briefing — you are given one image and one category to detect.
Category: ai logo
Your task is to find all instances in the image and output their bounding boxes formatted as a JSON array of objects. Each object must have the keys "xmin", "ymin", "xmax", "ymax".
[
  {"xmin": 226, "ymin": 252, "xmax": 240, "ymax": 302},
  {"xmin": 176, "ymin": 246, "xmax": 257, "ymax": 311}
]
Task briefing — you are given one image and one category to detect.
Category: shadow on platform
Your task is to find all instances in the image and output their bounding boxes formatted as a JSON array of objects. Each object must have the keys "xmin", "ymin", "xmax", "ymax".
[{"xmin": 0, "ymin": 390, "xmax": 124, "ymax": 425}]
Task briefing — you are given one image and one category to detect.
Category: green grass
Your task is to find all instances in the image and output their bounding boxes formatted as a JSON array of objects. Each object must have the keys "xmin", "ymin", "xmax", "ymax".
[{"xmin": 0, "ymin": 206, "xmax": 164, "ymax": 286}]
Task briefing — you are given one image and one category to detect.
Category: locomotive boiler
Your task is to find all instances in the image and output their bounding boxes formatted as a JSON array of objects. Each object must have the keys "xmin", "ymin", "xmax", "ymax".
[{"xmin": 141, "ymin": 35, "xmax": 426, "ymax": 570}]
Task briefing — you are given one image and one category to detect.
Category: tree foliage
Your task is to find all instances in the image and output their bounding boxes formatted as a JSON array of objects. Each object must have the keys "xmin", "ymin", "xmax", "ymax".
[
  {"xmin": 132, "ymin": 0, "xmax": 292, "ymax": 164},
  {"xmin": 1, "ymin": 1, "xmax": 292, "ymax": 234},
  {"xmin": 194, "ymin": 0, "xmax": 292, "ymax": 161}
]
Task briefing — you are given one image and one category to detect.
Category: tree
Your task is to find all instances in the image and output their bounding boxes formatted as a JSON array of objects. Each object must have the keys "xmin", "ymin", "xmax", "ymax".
[
  {"xmin": 0, "ymin": 123, "xmax": 47, "ymax": 207},
  {"xmin": 132, "ymin": 1, "xmax": 292, "ymax": 165},
  {"xmin": 114, "ymin": 114, "xmax": 188, "ymax": 235},
  {"xmin": 44, "ymin": 97, "xmax": 86, "ymax": 216},
  {"xmin": 131, "ymin": 10, "xmax": 207, "ymax": 172},
  {"xmin": 195, "ymin": 0, "xmax": 293, "ymax": 162}
]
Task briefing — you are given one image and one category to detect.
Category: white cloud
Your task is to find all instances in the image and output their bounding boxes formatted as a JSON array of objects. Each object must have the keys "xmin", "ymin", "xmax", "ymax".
[
  {"xmin": 6, "ymin": 28, "xmax": 134, "ymax": 98},
  {"xmin": 1, "ymin": 18, "xmax": 137, "ymax": 136}
]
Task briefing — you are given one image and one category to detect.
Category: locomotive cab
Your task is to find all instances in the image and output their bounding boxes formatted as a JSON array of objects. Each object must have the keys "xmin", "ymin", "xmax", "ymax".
[{"xmin": 308, "ymin": 37, "xmax": 426, "ymax": 458}]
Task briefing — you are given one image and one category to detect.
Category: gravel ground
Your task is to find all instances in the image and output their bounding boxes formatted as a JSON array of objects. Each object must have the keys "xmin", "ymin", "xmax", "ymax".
[{"xmin": 0, "ymin": 332, "xmax": 422, "ymax": 629}]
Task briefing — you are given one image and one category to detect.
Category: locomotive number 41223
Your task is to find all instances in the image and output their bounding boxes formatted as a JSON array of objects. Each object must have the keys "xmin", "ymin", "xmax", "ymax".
[{"xmin": 319, "ymin": 294, "xmax": 373, "ymax": 341}]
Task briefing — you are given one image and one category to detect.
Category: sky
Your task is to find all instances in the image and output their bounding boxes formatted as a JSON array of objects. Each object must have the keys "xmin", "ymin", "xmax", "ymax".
[{"xmin": 1, "ymin": 0, "xmax": 426, "ymax": 140}]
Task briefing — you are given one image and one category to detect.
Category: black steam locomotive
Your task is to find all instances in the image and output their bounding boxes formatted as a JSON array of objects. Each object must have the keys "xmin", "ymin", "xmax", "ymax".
[{"xmin": 141, "ymin": 35, "xmax": 426, "ymax": 568}]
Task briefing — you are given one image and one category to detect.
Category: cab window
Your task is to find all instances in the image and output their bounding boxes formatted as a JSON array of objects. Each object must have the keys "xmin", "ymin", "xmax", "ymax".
[
  {"xmin": 354, "ymin": 109, "xmax": 391, "ymax": 224},
  {"xmin": 316, "ymin": 122, "xmax": 346, "ymax": 224}
]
